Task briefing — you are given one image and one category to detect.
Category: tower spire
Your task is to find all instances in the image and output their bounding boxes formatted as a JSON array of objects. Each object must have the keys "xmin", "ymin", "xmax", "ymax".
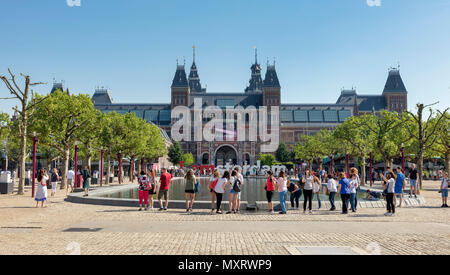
[
  {"xmin": 254, "ymin": 46, "xmax": 258, "ymax": 64},
  {"xmin": 193, "ymin": 45, "xmax": 196, "ymax": 63}
]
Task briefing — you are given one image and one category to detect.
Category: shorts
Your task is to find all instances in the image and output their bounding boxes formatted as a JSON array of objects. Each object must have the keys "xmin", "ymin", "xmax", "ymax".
[
  {"xmin": 185, "ymin": 190, "xmax": 195, "ymax": 194},
  {"xmin": 230, "ymin": 190, "xmax": 241, "ymax": 200},
  {"xmin": 442, "ymin": 189, "xmax": 448, "ymax": 198},
  {"xmin": 67, "ymin": 179, "xmax": 73, "ymax": 187},
  {"xmin": 158, "ymin": 189, "xmax": 168, "ymax": 200},
  {"xmin": 410, "ymin": 179, "xmax": 417, "ymax": 187}
]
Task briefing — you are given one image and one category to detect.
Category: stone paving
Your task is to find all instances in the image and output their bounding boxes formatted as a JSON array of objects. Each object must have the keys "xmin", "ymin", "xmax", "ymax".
[{"xmin": 0, "ymin": 180, "xmax": 448, "ymax": 255}]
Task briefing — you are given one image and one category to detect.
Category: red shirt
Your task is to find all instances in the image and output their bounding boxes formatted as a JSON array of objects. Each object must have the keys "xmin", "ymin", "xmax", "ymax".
[
  {"xmin": 266, "ymin": 177, "xmax": 275, "ymax": 192},
  {"xmin": 160, "ymin": 173, "xmax": 172, "ymax": 191}
]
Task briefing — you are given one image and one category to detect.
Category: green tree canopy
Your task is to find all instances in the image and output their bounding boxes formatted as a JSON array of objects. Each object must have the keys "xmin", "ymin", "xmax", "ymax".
[{"xmin": 168, "ymin": 142, "xmax": 183, "ymax": 166}]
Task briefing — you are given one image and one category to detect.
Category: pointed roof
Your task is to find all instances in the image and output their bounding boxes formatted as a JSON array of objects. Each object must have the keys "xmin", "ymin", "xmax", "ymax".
[
  {"xmin": 92, "ymin": 87, "xmax": 113, "ymax": 105},
  {"xmin": 188, "ymin": 46, "xmax": 205, "ymax": 93},
  {"xmin": 171, "ymin": 64, "xmax": 188, "ymax": 88},
  {"xmin": 245, "ymin": 47, "xmax": 263, "ymax": 93},
  {"xmin": 263, "ymin": 63, "xmax": 280, "ymax": 88},
  {"xmin": 383, "ymin": 68, "xmax": 407, "ymax": 94}
]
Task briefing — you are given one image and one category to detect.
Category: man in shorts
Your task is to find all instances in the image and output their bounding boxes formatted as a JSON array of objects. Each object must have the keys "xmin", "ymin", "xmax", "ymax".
[
  {"xmin": 158, "ymin": 168, "xmax": 172, "ymax": 211},
  {"xmin": 408, "ymin": 164, "xmax": 418, "ymax": 198}
]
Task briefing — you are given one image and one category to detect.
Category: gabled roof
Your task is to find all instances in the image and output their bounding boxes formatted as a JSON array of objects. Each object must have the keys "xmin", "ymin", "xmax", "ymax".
[
  {"xmin": 263, "ymin": 65, "xmax": 280, "ymax": 88},
  {"xmin": 383, "ymin": 69, "xmax": 407, "ymax": 94},
  {"xmin": 356, "ymin": 95, "xmax": 386, "ymax": 111},
  {"xmin": 171, "ymin": 65, "xmax": 188, "ymax": 88}
]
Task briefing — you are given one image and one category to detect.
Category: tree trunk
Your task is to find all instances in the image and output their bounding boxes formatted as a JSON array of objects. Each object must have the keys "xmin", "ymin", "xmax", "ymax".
[
  {"xmin": 106, "ymin": 154, "xmax": 111, "ymax": 185},
  {"xmin": 417, "ymin": 151, "xmax": 424, "ymax": 190},
  {"xmin": 18, "ymin": 120, "xmax": 27, "ymax": 195},
  {"xmin": 446, "ymin": 152, "xmax": 450, "ymax": 175},
  {"xmin": 361, "ymin": 156, "xmax": 366, "ymax": 186},
  {"xmin": 60, "ymin": 148, "xmax": 70, "ymax": 190}
]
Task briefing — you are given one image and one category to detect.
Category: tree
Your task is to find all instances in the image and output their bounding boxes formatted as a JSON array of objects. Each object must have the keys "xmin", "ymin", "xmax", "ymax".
[
  {"xmin": 0, "ymin": 113, "xmax": 11, "ymax": 170},
  {"xmin": 0, "ymin": 69, "xmax": 47, "ymax": 194},
  {"xmin": 30, "ymin": 91, "xmax": 97, "ymax": 190},
  {"xmin": 168, "ymin": 142, "xmax": 183, "ymax": 166},
  {"xmin": 258, "ymin": 153, "xmax": 276, "ymax": 166},
  {"xmin": 183, "ymin": 153, "xmax": 194, "ymax": 167},
  {"xmin": 405, "ymin": 104, "xmax": 449, "ymax": 188},
  {"xmin": 430, "ymin": 112, "xmax": 449, "ymax": 174},
  {"xmin": 334, "ymin": 115, "xmax": 376, "ymax": 185},
  {"xmin": 275, "ymin": 142, "xmax": 291, "ymax": 163}
]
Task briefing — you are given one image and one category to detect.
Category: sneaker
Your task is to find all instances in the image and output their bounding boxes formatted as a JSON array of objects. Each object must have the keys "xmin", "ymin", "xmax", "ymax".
[
  {"xmin": 226, "ymin": 211, "xmax": 232, "ymax": 214},
  {"xmin": 186, "ymin": 209, "xmax": 190, "ymax": 212},
  {"xmin": 290, "ymin": 207, "xmax": 295, "ymax": 210},
  {"xmin": 390, "ymin": 213, "xmax": 395, "ymax": 216},
  {"xmin": 279, "ymin": 212, "xmax": 286, "ymax": 215},
  {"xmin": 445, "ymin": 204, "xmax": 449, "ymax": 208},
  {"xmin": 158, "ymin": 208, "xmax": 164, "ymax": 211},
  {"xmin": 268, "ymin": 209, "xmax": 274, "ymax": 213},
  {"xmin": 442, "ymin": 204, "xmax": 446, "ymax": 208},
  {"xmin": 138, "ymin": 208, "xmax": 142, "ymax": 211},
  {"xmin": 384, "ymin": 212, "xmax": 390, "ymax": 216},
  {"xmin": 309, "ymin": 210, "xmax": 313, "ymax": 214},
  {"xmin": 189, "ymin": 208, "xmax": 193, "ymax": 212},
  {"xmin": 144, "ymin": 207, "xmax": 149, "ymax": 211},
  {"xmin": 163, "ymin": 208, "xmax": 168, "ymax": 211},
  {"xmin": 216, "ymin": 210, "xmax": 223, "ymax": 214}
]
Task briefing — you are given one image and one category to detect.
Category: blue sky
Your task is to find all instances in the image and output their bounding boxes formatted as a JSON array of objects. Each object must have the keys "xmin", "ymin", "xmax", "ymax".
[{"xmin": 1, "ymin": 0, "xmax": 449, "ymax": 114}]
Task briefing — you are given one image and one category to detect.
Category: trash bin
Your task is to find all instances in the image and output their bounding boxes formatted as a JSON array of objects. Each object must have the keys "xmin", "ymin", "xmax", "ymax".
[{"xmin": 0, "ymin": 173, "xmax": 14, "ymax": 194}]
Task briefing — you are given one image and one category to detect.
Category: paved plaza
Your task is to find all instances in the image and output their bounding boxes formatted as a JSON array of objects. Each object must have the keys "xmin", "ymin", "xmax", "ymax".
[{"xmin": 0, "ymin": 180, "xmax": 448, "ymax": 255}]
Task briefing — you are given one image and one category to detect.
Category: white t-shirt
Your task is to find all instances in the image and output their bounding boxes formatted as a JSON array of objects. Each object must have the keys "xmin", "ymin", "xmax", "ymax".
[
  {"xmin": 67, "ymin": 170, "xmax": 75, "ymax": 180},
  {"xmin": 304, "ymin": 176, "xmax": 313, "ymax": 190},
  {"xmin": 350, "ymin": 179, "xmax": 358, "ymax": 194},
  {"xmin": 442, "ymin": 178, "xmax": 449, "ymax": 189},
  {"xmin": 386, "ymin": 179, "xmax": 395, "ymax": 193},
  {"xmin": 214, "ymin": 178, "xmax": 228, "ymax": 194},
  {"xmin": 238, "ymin": 173, "xmax": 244, "ymax": 185},
  {"xmin": 313, "ymin": 180, "xmax": 321, "ymax": 193},
  {"xmin": 277, "ymin": 177, "xmax": 287, "ymax": 192},
  {"xmin": 327, "ymin": 179, "xmax": 337, "ymax": 193}
]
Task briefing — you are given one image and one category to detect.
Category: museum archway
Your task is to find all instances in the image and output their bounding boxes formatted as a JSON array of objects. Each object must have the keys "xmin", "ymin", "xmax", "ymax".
[{"xmin": 215, "ymin": 145, "xmax": 237, "ymax": 166}]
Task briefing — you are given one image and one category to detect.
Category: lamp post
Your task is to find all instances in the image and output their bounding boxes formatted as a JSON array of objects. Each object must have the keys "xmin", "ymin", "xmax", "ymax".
[
  {"xmin": 31, "ymin": 132, "xmax": 37, "ymax": 198},
  {"xmin": 74, "ymin": 142, "xmax": 79, "ymax": 189},
  {"xmin": 118, "ymin": 151, "xmax": 123, "ymax": 184},
  {"xmin": 330, "ymin": 155, "xmax": 334, "ymax": 177},
  {"xmin": 401, "ymin": 143, "xmax": 405, "ymax": 173},
  {"xmin": 369, "ymin": 152, "xmax": 373, "ymax": 187},
  {"xmin": 100, "ymin": 148, "xmax": 104, "ymax": 187},
  {"xmin": 131, "ymin": 155, "xmax": 135, "ymax": 183}
]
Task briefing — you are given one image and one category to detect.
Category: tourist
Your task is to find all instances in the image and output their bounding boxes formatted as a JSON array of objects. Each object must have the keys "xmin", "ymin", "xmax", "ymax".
[
  {"xmin": 214, "ymin": 171, "xmax": 230, "ymax": 214},
  {"xmin": 440, "ymin": 172, "xmax": 448, "ymax": 208},
  {"xmin": 288, "ymin": 177, "xmax": 301, "ymax": 210},
  {"xmin": 81, "ymin": 165, "xmax": 91, "ymax": 197},
  {"xmin": 384, "ymin": 167, "xmax": 392, "ymax": 178},
  {"xmin": 350, "ymin": 168, "xmax": 360, "ymax": 210},
  {"xmin": 380, "ymin": 172, "xmax": 396, "ymax": 216},
  {"xmin": 349, "ymin": 173, "xmax": 358, "ymax": 212},
  {"xmin": 366, "ymin": 189, "xmax": 381, "ymax": 201},
  {"xmin": 209, "ymin": 170, "xmax": 220, "ymax": 213},
  {"xmin": 320, "ymin": 169, "xmax": 326, "ymax": 183},
  {"xmin": 50, "ymin": 168, "xmax": 60, "ymax": 197},
  {"xmin": 337, "ymin": 172, "xmax": 351, "ymax": 214},
  {"xmin": 303, "ymin": 170, "xmax": 314, "ymax": 214},
  {"xmin": 67, "ymin": 167, "xmax": 75, "ymax": 194},
  {"xmin": 227, "ymin": 170, "xmax": 242, "ymax": 214},
  {"xmin": 35, "ymin": 169, "xmax": 48, "ymax": 208},
  {"xmin": 409, "ymin": 164, "xmax": 418, "ymax": 198},
  {"xmin": 234, "ymin": 167, "xmax": 245, "ymax": 213},
  {"xmin": 394, "ymin": 167, "xmax": 405, "ymax": 207},
  {"xmin": 184, "ymin": 169, "xmax": 196, "ymax": 212},
  {"xmin": 158, "ymin": 168, "xmax": 172, "ymax": 211},
  {"xmin": 147, "ymin": 169, "xmax": 157, "ymax": 210},
  {"xmin": 312, "ymin": 172, "xmax": 322, "ymax": 209},
  {"xmin": 276, "ymin": 170, "xmax": 288, "ymax": 214},
  {"xmin": 265, "ymin": 170, "xmax": 276, "ymax": 213},
  {"xmin": 326, "ymin": 174, "xmax": 337, "ymax": 211},
  {"xmin": 138, "ymin": 171, "xmax": 151, "ymax": 211}
]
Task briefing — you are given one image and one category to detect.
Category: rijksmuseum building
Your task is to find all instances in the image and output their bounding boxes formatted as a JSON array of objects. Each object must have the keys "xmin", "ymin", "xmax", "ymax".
[{"xmin": 87, "ymin": 50, "xmax": 408, "ymax": 166}]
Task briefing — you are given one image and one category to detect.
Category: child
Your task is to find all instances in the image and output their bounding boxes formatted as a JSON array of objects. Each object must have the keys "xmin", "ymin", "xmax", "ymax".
[
  {"xmin": 440, "ymin": 172, "xmax": 449, "ymax": 208},
  {"xmin": 138, "ymin": 171, "xmax": 151, "ymax": 211}
]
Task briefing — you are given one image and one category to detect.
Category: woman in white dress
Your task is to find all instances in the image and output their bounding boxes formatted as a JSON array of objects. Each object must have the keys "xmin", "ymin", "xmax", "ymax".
[{"xmin": 35, "ymin": 169, "xmax": 48, "ymax": 208}]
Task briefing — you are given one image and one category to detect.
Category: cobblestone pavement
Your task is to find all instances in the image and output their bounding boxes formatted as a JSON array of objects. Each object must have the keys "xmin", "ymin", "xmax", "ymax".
[{"xmin": 0, "ymin": 180, "xmax": 448, "ymax": 255}]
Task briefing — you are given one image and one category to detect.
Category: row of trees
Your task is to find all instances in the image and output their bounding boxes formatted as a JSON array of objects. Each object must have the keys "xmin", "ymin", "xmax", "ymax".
[
  {"xmin": 1, "ymin": 69, "xmax": 167, "ymax": 195},
  {"xmin": 293, "ymin": 108, "xmax": 449, "ymax": 188}
]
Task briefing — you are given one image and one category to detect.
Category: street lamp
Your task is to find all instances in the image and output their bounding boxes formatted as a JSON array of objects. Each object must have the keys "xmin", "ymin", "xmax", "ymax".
[
  {"xmin": 118, "ymin": 151, "xmax": 123, "ymax": 184},
  {"xmin": 32, "ymin": 132, "xmax": 37, "ymax": 198},
  {"xmin": 401, "ymin": 143, "xmax": 405, "ymax": 173},
  {"xmin": 74, "ymin": 141, "xmax": 79, "ymax": 189},
  {"xmin": 369, "ymin": 152, "xmax": 373, "ymax": 187},
  {"xmin": 100, "ymin": 148, "xmax": 104, "ymax": 187}
]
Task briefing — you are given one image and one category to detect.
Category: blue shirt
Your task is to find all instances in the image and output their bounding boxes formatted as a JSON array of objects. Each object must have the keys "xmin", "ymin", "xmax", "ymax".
[
  {"xmin": 395, "ymin": 172, "xmax": 405, "ymax": 193},
  {"xmin": 339, "ymin": 178, "xmax": 351, "ymax": 195}
]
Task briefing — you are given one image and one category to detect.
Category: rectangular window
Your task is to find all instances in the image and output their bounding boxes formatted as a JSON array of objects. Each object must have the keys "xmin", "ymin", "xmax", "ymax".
[
  {"xmin": 216, "ymin": 99, "xmax": 235, "ymax": 108},
  {"xmin": 294, "ymin": 110, "xmax": 308, "ymax": 122},
  {"xmin": 144, "ymin": 110, "xmax": 159, "ymax": 122},
  {"xmin": 130, "ymin": 110, "xmax": 144, "ymax": 119},
  {"xmin": 280, "ymin": 110, "xmax": 293, "ymax": 122},
  {"xmin": 323, "ymin": 110, "xmax": 338, "ymax": 122},
  {"xmin": 308, "ymin": 110, "xmax": 323, "ymax": 122},
  {"xmin": 338, "ymin": 110, "xmax": 352, "ymax": 122},
  {"xmin": 159, "ymin": 110, "xmax": 171, "ymax": 122}
]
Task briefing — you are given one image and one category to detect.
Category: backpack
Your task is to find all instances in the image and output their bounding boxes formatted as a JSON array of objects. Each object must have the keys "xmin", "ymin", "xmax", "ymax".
[
  {"xmin": 288, "ymin": 182, "xmax": 296, "ymax": 192},
  {"xmin": 233, "ymin": 178, "xmax": 241, "ymax": 192},
  {"xmin": 209, "ymin": 179, "xmax": 219, "ymax": 190}
]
